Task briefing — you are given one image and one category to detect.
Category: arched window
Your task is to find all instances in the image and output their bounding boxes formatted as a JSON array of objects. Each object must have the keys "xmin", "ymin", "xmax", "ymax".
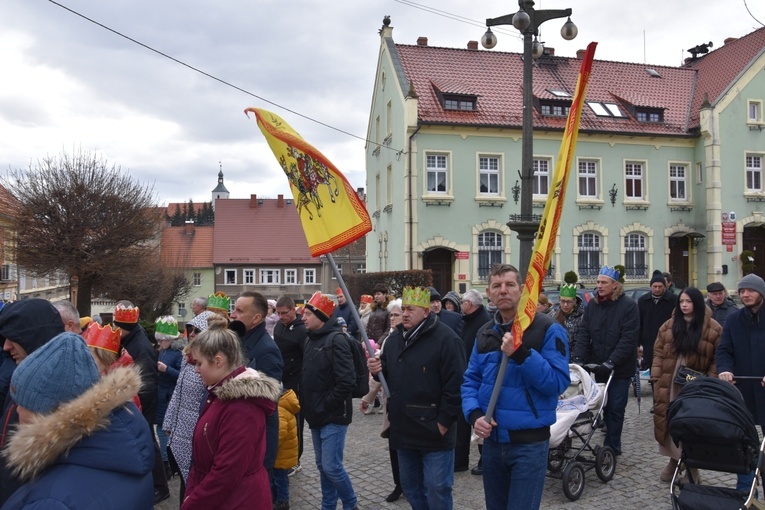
[
  {"xmin": 577, "ymin": 233, "xmax": 601, "ymax": 278},
  {"xmin": 478, "ymin": 231, "xmax": 503, "ymax": 280},
  {"xmin": 624, "ymin": 233, "xmax": 647, "ymax": 279}
]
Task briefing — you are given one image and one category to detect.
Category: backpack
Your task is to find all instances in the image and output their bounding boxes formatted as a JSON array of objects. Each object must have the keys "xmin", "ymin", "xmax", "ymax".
[{"xmin": 324, "ymin": 331, "xmax": 370, "ymax": 398}]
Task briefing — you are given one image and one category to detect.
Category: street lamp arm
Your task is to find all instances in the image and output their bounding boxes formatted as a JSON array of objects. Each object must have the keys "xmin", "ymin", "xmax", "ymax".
[
  {"xmin": 531, "ymin": 8, "xmax": 572, "ymax": 29},
  {"xmin": 486, "ymin": 14, "xmax": 517, "ymax": 27}
]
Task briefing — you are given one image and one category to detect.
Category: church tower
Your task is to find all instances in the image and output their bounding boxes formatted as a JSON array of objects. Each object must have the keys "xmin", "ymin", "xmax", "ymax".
[{"xmin": 212, "ymin": 162, "xmax": 230, "ymax": 209}]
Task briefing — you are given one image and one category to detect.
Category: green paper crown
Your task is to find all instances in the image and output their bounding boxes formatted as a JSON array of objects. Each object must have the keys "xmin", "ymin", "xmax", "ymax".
[
  {"xmin": 208, "ymin": 292, "xmax": 231, "ymax": 312},
  {"xmin": 402, "ymin": 286, "xmax": 431, "ymax": 309},
  {"xmin": 559, "ymin": 283, "xmax": 578, "ymax": 299},
  {"xmin": 155, "ymin": 316, "xmax": 180, "ymax": 337}
]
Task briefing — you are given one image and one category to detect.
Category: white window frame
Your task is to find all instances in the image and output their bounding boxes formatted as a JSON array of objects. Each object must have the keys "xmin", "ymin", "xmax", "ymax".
[
  {"xmin": 192, "ymin": 272, "xmax": 201, "ymax": 286},
  {"xmin": 303, "ymin": 268, "xmax": 316, "ymax": 285},
  {"xmin": 224, "ymin": 269, "xmax": 237, "ymax": 285},
  {"xmin": 284, "ymin": 269, "xmax": 297, "ymax": 285},
  {"xmin": 748, "ymin": 100, "xmax": 763, "ymax": 124},
  {"xmin": 669, "ymin": 163, "xmax": 689, "ymax": 202},
  {"xmin": 577, "ymin": 159, "xmax": 599, "ymax": 199},
  {"xmin": 259, "ymin": 268, "xmax": 280, "ymax": 285},
  {"xmin": 477, "ymin": 231, "xmax": 503, "ymax": 281},
  {"xmin": 177, "ymin": 302, "xmax": 186, "ymax": 317},
  {"xmin": 577, "ymin": 233, "xmax": 602, "ymax": 278},
  {"xmin": 746, "ymin": 154, "xmax": 763, "ymax": 192},
  {"xmin": 625, "ymin": 161, "xmax": 646, "ymax": 201},
  {"xmin": 478, "ymin": 155, "xmax": 501, "ymax": 195},
  {"xmin": 244, "ymin": 269, "xmax": 255, "ymax": 285},
  {"xmin": 624, "ymin": 233, "xmax": 647, "ymax": 280},
  {"xmin": 425, "ymin": 153, "xmax": 449, "ymax": 195},
  {"xmin": 532, "ymin": 157, "xmax": 551, "ymax": 198}
]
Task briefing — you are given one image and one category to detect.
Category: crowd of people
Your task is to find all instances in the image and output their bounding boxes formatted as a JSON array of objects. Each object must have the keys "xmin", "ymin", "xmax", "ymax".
[{"xmin": 0, "ymin": 265, "xmax": 764, "ymax": 509}]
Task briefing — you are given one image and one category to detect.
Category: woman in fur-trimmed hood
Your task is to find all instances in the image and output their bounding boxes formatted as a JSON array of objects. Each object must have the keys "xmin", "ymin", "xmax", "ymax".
[
  {"xmin": 181, "ymin": 325, "xmax": 280, "ymax": 510},
  {"xmin": 3, "ymin": 333, "xmax": 154, "ymax": 510}
]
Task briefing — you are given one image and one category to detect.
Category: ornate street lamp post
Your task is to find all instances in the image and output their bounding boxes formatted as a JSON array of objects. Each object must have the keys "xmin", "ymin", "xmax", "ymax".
[{"xmin": 482, "ymin": 0, "xmax": 577, "ymax": 278}]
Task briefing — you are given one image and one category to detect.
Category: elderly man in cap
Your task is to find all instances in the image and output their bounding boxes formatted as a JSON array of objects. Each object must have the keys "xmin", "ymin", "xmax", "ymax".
[
  {"xmin": 368, "ymin": 286, "xmax": 466, "ymax": 509},
  {"xmin": 572, "ymin": 266, "xmax": 639, "ymax": 457},
  {"xmin": 717, "ymin": 273, "xmax": 765, "ymax": 491},
  {"xmin": 428, "ymin": 287, "xmax": 463, "ymax": 337},
  {"xmin": 706, "ymin": 281, "xmax": 738, "ymax": 328}
]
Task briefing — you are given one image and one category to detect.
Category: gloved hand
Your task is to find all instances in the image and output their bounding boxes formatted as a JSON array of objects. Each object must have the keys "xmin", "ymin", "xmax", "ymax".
[{"xmin": 595, "ymin": 361, "xmax": 614, "ymax": 377}]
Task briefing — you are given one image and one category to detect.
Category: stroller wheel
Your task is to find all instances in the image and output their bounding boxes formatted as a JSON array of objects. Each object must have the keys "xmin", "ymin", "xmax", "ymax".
[
  {"xmin": 562, "ymin": 461, "xmax": 585, "ymax": 501},
  {"xmin": 595, "ymin": 446, "xmax": 617, "ymax": 482}
]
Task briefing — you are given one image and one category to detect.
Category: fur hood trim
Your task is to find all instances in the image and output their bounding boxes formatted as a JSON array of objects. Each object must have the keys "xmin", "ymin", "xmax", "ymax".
[
  {"xmin": 3, "ymin": 366, "xmax": 142, "ymax": 481},
  {"xmin": 213, "ymin": 368, "xmax": 281, "ymax": 403}
]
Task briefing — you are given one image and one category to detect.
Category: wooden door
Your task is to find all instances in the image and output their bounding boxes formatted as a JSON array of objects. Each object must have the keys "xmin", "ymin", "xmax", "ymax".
[
  {"xmin": 668, "ymin": 237, "xmax": 689, "ymax": 289},
  {"xmin": 423, "ymin": 248, "xmax": 453, "ymax": 295},
  {"xmin": 743, "ymin": 225, "xmax": 765, "ymax": 279}
]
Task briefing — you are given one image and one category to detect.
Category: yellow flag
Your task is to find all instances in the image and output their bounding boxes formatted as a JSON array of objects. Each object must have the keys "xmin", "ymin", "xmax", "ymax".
[
  {"xmin": 245, "ymin": 108, "xmax": 372, "ymax": 256},
  {"xmin": 512, "ymin": 42, "xmax": 598, "ymax": 347}
]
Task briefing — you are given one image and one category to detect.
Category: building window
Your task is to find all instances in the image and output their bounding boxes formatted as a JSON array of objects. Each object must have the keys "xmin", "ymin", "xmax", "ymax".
[
  {"xmin": 748, "ymin": 100, "xmax": 763, "ymax": 123},
  {"xmin": 304, "ymin": 269, "xmax": 316, "ymax": 284},
  {"xmin": 479, "ymin": 156, "xmax": 500, "ymax": 194},
  {"xmin": 747, "ymin": 154, "xmax": 763, "ymax": 191},
  {"xmin": 625, "ymin": 161, "xmax": 645, "ymax": 200},
  {"xmin": 426, "ymin": 154, "xmax": 448, "ymax": 193},
  {"xmin": 229, "ymin": 300, "xmax": 236, "ymax": 314},
  {"xmin": 244, "ymin": 269, "xmax": 255, "ymax": 285},
  {"xmin": 578, "ymin": 160, "xmax": 598, "ymax": 198},
  {"xmin": 285, "ymin": 269, "xmax": 297, "ymax": 285},
  {"xmin": 578, "ymin": 233, "xmax": 601, "ymax": 278},
  {"xmin": 224, "ymin": 269, "xmax": 236, "ymax": 285},
  {"xmin": 624, "ymin": 233, "xmax": 647, "ymax": 279},
  {"xmin": 533, "ymin": 158, "xmax": 550, "ymax": 197},
  {"xmin": 478, "ymin": 231, "xmax": 503, "ymax": 280},
  {"xmin": 375, "ymin": 173, "xmax": 381, "ymax": 211},
  {"xmin": 386, "ymin": 100, "xmax": 392, "ymax": 136},
  {"xmin": 669, "ymin": 164, "xmax": 688, "ymax": 201},
  {"xmin": 192, "ymin": 272, "xmax": 201, "ymax": 286},
  {"xmin": 636, "ymin": 109, "xmax": 663, "ymax": 122},
  {"xmin": 386, "ymin": 165, "xmax": 392, "ymax": 206},
  {"xmin": 587, "ymin": 102, "xmax": 625, "ymax": 117},
  {"xmin": 442, "ymin": 94, "xmax": 476, "ymax": 111},
  {"xmin": 259, "ymin": 269, "xmax": 280, "ymax": 284},
  {"xmin": 355, "ymin": 263, "xmax": 367, "ymax": 274},
  {"xmin": 177, "ymin": 302, "xmax": 186, "ymax": 317},
  {"xmin": 0, "ymin": 265, "xmax": 10, "ymax": 281},
  {"xmin": 539, "ymin": 102, "xmax": 570, "ymax": 116}
]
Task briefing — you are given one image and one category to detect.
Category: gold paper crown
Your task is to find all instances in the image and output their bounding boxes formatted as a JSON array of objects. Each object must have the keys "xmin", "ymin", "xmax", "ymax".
[
  {"xmin": 84, "ymin": 323, "xmax": 122, "ymax": 354},
  {"xmin": 306, "ymin": 291, "xmax": 335, "ymax": 320},
  {"xmin": 155, "ymin": 316, "xmax": 180, "ymax": 338},
  {"xmin": 402, "ymin": 286, "xmax": 431, "ymax": 309},
  {"xmin": 114, "ymin": 304, "xmax": 139, "ymax": 323},
  {"xmin": 207, "ymin": 292, "xmax": 230, "ymax": 313}
]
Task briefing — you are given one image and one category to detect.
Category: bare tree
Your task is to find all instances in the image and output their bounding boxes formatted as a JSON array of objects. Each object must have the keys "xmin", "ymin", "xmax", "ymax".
[{"xmin": 4, "ymin": 149, "xmax": 178, "ymax": 316}]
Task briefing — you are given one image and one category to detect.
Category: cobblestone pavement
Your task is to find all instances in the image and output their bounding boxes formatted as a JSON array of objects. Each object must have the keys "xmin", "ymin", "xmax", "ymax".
[{"xmin": 157, "ymin": 381, "xmax": 741, "ymax": 509}]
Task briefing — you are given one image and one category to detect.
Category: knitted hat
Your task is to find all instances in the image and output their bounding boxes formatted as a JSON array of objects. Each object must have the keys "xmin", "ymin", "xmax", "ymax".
[
  {"xmin": 11, "ymin": 332, "xmax": 100, "ymax": 414},
  {"xmin": 650, "ymin": 273, "xmax": 666, "ymax": 286},
  {"xmin": 707, "ymin": 282, "xmax": 725, "ymax": 293},
  {"xmin": 427, "ymin": 287, "xmax": 442, "ymax": 302},
  {"xmin": 336, "ymin": 317, "xmax": 347, "ymax": 327},
  {"xmin": 267, "ymin": 299, "xmax": 277, "ymax": 310},
  {"xmin": 305, "ymin": 292, "xmax": 335, "ymax": 321},
  {"xmin": 738, "ymin": 274, "xmax": 765, "ymax": 298}
]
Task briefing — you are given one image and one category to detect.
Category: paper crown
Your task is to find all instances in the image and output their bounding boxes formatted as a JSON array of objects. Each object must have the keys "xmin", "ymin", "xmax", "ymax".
[
  {"xmin": 114, "ymin": 304, "xmax": 139, "ymax": 323},
  {"xmin": 207, "ymin": 292, "xmax": 230, "ymax": 313},
  {"xmin": 305, "ymin": 291, "xmax": 335, "ymax": 320},
  {"xmin": 599, "ymin": 266, "xmax": 620, "ymax": 281},
  {"xmin": 155, "ymin": 316, "xmax": 180, "ymax": 338},
  {"xmin": 84, "ymin": 323, "xmax": 122, "ymax": 354},
  {"xmin": 335, "ymin": 287, "xmax": 344, "ymax": 296},
  {"xmin": 360, "ymin": 295, "xmax": 373, "ymax": 304},
  {"xmin": 402, "ymin": 286, "xmax": 431, "ymax": 309},
  {"xmin": 559, "ymin": 283, "xmax": 578, "ymax": 299}
]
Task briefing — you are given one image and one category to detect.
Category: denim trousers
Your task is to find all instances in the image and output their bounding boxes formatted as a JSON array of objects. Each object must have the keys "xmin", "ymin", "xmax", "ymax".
[
  {"xmin": 311, "ymin": 424, "xmax": 357, "ymax": 510},
  {"xmin": 397, "ymin": 448, "xmax": 454, "ymax": 510},
  {"xmin": 604, "ymin": 377, "xmax": 631, "ymax": 455},
  {"xmin": 481, "ymin": 437, "xmax": 549, "ymax": 510},
  {"xmin": 272, "ymin": 468, "xmax": 289, "ymax": 502},
  {"xmin": 157, "ymin": 428, "xmax": 169, "ymax": 462}
]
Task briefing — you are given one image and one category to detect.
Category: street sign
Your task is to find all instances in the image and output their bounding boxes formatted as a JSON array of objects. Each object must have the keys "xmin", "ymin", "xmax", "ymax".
[
  {"xmin": 722, "ymin": 221, "xmax": 736, "ymax": 245},
  {"xmin": 455, "ymin": 252, "xmax": 469, "ymax": 259}
]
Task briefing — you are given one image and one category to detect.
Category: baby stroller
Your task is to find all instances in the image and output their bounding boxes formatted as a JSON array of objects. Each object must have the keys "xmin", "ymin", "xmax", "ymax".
[
  {"xmin": 667, "ymin": 377, "xmax": 765, "ymax": 509},
  {"xmin": 547, "ymin": 364, "xmax": 616, "ymax": 501}
]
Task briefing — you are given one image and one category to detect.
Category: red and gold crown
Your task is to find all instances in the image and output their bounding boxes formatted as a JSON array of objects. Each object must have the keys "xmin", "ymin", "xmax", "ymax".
[
  {"xmin": 305, "ymin": 291, "xmax": 336, "ymax": 321},
  {"xmin": 114, "ymin": 304, "xmax": 139, "ymax": 323},
  {"xmin": 207, "ymin": 292, "xmax": 230, "ymax": 313},
  {"xmin": 84, "ymin": 323, "xmax": 122, "ymax": 354},
  {"xmin": 360, "ymin": 294, "xmax": 373, "ymax": 304}
]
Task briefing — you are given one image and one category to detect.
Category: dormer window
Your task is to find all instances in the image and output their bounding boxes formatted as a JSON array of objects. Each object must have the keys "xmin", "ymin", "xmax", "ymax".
[
  {"xmin": 636, "ymin": 108, "xmax": 663, "ymax": 123},
  {"xmin": 587, "ymin": 102, "xmax": 625, "ymax": 117},
  {"xmin": 442, "ymin": 94, "xmax": 476, "ymax": 111},
  {"xmin": 539, "ymin": 101, "xmax": 570, "ymax": 117}
]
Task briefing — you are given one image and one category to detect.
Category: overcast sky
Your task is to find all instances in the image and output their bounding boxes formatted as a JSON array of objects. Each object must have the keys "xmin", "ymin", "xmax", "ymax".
[{"xmin": 1, "ymin": 0, "xmax": 763, "ymax": 206}]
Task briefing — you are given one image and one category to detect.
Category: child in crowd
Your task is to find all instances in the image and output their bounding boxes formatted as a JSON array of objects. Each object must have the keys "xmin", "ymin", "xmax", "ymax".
[{"xmin": 273, "ymin": 388, "xmax": 301, "ymax": 510}]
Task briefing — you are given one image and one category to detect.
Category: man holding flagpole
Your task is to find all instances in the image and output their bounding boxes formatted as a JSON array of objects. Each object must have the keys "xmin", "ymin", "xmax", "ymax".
[{"xmin": 462, "ymin": 264, "xmax": 570, "ymax": 510}]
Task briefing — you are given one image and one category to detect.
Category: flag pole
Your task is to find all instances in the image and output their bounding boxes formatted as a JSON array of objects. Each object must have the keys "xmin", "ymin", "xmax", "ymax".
[{"xmin": 325, "ymin": 253, "xmax": 390, "ymax": 398}]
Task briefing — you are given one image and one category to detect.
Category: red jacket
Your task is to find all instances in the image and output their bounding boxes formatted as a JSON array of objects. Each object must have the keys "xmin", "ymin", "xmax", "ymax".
[{"xmin": 181, "ymin": 366, "xmax": 280, "ymax": 510}]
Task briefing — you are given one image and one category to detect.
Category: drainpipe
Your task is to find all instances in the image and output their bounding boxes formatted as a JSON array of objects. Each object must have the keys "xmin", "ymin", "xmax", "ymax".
[{"xmin": 407, "ymin": 123, "xmax": 422, "ymax": 270}]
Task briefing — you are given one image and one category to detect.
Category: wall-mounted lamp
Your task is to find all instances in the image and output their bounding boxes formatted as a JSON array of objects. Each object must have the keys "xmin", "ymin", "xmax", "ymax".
[
  {"xmin": 609, "ymin": 184, "xmax": 618, "ymax": 207},
  {"xmin": 512, "ymin": 180, "xmax": 521, "ymax": 204}
]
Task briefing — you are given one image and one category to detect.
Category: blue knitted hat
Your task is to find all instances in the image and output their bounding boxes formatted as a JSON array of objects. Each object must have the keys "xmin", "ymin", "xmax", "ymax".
[{"xmin": 11, "ymin": 332, "xmax": 101, "ymax": 414}]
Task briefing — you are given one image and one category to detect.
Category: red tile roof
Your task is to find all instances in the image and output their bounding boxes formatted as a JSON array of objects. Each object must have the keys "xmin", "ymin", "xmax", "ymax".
[
  {"xmin": 394, "ymin": 44, "xmax": 697, "ymax": 136},
  {"xmin": 212, "ymin": 197, "xmax": 320, "ymax": 265},
  {"xmin": 160, "ymin": 225, "xmax": 213, "ymax": 268},
  {"xmin": 686, "ymin": 27, "xmax": 765, "ymax": 127}
]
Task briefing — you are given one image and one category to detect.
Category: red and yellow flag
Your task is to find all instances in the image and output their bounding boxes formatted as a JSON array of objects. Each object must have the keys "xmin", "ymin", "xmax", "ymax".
[
  {"xmin": 512, "ymin": 42, "xmax": 598, "ymax": 347},
  {"xmin": 245, "ymin": 108, "xmax": 372, "ymax": 256}
]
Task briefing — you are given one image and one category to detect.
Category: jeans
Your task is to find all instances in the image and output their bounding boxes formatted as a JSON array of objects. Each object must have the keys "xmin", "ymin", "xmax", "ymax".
[
  {"xmin": 311, "ymin": 424, "xmax": 357, "ymax": 510},
  {"xmin": 157, "ymin": 428, "xmax": 169, "ymax": 462},
  {"xmin": 397, "ymin": 448, "xmax": 454, "ymax": 510},
  {"xmin": 481, "ymin": 437, "xmax": 549, "ymax": 510},
  {"xmin": 272, "ymin": 468, "xmax": 289, "ymax": 503},
  {"xmin": 604, "ymin": 378, "xmax": 631, "ymax": 455}
]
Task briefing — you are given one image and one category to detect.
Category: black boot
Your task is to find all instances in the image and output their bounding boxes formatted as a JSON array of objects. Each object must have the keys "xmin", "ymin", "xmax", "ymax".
[
  {"xmin": 386, "ymin": 485, "xmax": 403, "ymax": 502},
  {"xmin": 164, "ymin": 461, "xmax": 173, "ymax": 480}
]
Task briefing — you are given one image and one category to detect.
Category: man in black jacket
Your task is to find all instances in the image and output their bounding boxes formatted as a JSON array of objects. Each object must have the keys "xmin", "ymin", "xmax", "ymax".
[
  {"xmin": 301, "ymin": 292, "xmax": 358, "ymax": 510},
  {"xmin": 274, "ymin": 295, "xmax": 306, "ymax": 461},
  {"xmin": 369, "ymin": 286, "xmax": 466, "ymax": 509},
  {"xmin": 331, "ymin": 288, "xmax": 359, "ymax": 339},
  {"xmin": 428, "ymin": 287, "xmax": 464, "ymax": 337}
]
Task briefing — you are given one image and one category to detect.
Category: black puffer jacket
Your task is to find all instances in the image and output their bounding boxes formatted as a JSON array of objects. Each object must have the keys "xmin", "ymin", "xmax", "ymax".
[
  {"xmin": 120, "ymin": 325, "xmax": 159, "ymax": 424},
  {"xmin": 461, "ymin": 305, "xmax": 491, "ymax": 358},
  {"xmin": 300, "ymin": 318, "xmax": 355, "ymax": 428}
]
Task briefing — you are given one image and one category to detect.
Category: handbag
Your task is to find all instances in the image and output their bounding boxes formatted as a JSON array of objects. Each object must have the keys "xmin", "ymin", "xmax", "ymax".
[{"xmin": 674, "ymin": 365, "xmax": 707, "ymax": 386}]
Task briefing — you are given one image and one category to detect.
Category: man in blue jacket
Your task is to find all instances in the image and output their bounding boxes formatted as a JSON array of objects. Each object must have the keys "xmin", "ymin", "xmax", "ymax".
[{"xmin": 462, "ymin": 264, "xmax": 569, "ymax": 510}]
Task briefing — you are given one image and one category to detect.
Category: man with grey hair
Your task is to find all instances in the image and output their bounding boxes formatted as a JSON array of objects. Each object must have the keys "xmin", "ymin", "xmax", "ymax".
[
  {"xmin": 456, "ymin": 289, "xmax": 491, "ymax": 474},
  {"xmin": 52, "ymin": 300, "xmax": 82, "ymax": 334},
  {"xmin": 191, "ymin": 297, "xmax": 207, "ymax": 316}
]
